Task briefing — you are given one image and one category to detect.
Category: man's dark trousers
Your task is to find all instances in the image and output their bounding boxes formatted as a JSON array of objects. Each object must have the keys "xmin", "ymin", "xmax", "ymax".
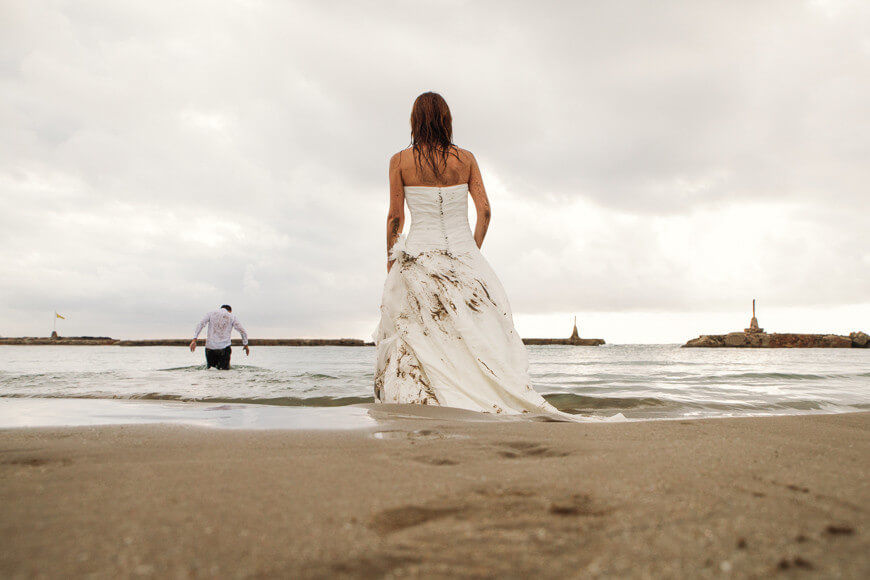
[{"xmin": 205, "ymin": 346, "xmax": 232, "ymax": 370}]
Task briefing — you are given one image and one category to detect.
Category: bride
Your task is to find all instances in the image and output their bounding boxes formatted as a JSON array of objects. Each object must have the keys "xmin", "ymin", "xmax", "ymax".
[{"xmin": 374, "ymin": 92, "xmax": 562, "ymax": 416}]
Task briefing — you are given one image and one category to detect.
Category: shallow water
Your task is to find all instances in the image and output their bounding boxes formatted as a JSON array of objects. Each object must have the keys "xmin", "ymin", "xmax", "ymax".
[
  {"xmin": 0, "ymin": 397, "xmax": 376, "ymax": 430},
  {"xmin": 0, "ymin": 345, "xmax": 867, "ymax": 426}
]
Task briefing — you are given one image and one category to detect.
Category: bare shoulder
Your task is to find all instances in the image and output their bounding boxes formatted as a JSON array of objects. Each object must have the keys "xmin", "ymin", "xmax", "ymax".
[
  {"xmin": 453, "ymin": 146, "xmax": 476, "ymax": 164},
  {"xmin": 389, "ymin": 149, "xmax": 405, "ymax": 167}
]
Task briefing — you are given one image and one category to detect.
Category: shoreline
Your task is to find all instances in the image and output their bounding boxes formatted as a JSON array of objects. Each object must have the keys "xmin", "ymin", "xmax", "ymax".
[
  {"xmin": 1, "ymin": 411, "xmax": 867, "ymax": 577},
  {"xmin": 1, "ymin": 397, "xmax": 868, "ymax": 429}
]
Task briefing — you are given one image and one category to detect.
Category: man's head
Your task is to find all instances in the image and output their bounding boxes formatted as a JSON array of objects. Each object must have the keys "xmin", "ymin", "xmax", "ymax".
[{"xmin": 220, "ymin": 304, "xmax": 232, "ymax": 313}]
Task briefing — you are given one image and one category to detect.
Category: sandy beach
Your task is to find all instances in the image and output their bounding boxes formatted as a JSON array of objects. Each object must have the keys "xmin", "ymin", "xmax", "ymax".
[{"xmin": 1, "ymin": 409, "xmax": 867, "ymax": 578}]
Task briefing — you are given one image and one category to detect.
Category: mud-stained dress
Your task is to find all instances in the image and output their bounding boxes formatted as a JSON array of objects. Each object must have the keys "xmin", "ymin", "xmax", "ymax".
[{"xmin": 374, "ymin": 184, "xmax": 560, "ymax": 415}]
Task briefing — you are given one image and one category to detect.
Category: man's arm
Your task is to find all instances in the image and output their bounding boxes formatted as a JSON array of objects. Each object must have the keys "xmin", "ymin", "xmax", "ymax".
[
  {"xmin": 190, "ymin": 314, "xmax": 209, "ymax": 352},
  {"xmin": 233, "ymin": 317, "xmax": 250, "ymax": 355}
]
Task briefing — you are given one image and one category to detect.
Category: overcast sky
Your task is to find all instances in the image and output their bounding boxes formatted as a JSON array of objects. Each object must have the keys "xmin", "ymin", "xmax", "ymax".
[{"xmin": 1, "ymin": 0, "xmax": 868, "ymax": 343}]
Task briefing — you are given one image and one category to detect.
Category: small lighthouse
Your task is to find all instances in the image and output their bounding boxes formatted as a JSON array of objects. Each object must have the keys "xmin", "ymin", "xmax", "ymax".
[
  {"xmin": 569, "ymin": 316, "xmax": 581, "ymax": 344},
  {"xmin": 745, "ymin": 299, "xmax": 764, "ymax": 333}
]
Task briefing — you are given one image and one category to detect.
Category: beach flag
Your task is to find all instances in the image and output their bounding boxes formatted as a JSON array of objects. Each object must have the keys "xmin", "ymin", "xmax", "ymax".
[{"xmin": 55, "ymin": 312, "xmax": 65, "ymax": 319}]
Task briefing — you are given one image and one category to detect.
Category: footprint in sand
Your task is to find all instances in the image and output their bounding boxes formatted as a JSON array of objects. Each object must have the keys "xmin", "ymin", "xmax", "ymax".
[
  {"xmin": 548, "ymin": 493, "xmax": 609, "ymax": 517},
  {"xmin": 2, "ymin": 456, "xmax": 71, "ymax": 467},
  {"xmin": 413, "ymin": 456, "xmax": 460, "ymax": 466},
  {"xmin": 777, "ymin": 557, "xmax": 814, "ymax": 570},
  {"xmin": 372, "ymin": 429, "xmax": 464, "ymax": 441},
  {"xmin": 825, "ymin": 524, "xmax": 855, "ymax": 536},
  {"xmin": 369, "ymin": 504, "xmax": 462, "ymax": 534},
  {"xmin": 785, "ymin": 483, "xmax": 810, "ymax": 493},
  {"xmin": 472, "ymin": 487, "xmax": 537, "ymax": 498},
  {"xmin": 495, "ymin": 441, "xmax": 570, "ymax": 459}
]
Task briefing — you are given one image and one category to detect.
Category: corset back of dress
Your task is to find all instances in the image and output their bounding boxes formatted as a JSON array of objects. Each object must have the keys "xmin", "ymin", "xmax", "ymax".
[{"xmin": 403, "ymin": 184, "xmax": 477, "ymax": 255}]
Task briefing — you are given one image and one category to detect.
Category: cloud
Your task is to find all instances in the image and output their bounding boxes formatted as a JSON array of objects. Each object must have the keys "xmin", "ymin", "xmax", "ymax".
[
  {"xmin": 0, "ymin": 0, "xmax": 868, "ymax": 341},
  {"xmin": 242, "ymin": 264, "xmax": 260, "ymax": 296}
]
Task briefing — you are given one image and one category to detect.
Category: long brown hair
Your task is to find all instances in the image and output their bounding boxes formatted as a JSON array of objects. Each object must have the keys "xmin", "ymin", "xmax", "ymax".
[{"xmin": 410, "ymin": 92, "xmax": 458, "ymax": 179}]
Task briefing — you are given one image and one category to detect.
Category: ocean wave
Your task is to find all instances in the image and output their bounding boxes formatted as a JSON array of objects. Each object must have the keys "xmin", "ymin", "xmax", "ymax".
[
  {"xmin": 675, "ymin": 371, "xmax": 864, "ymax": 383},
  {"xmin": 0, "ymin": 393, "xmax": 374, "ymax": 407},
  {"xmin": 540, "ymin": 393, "xmax": 863, "ymax": 414},
  {"xmin": 134, "ymin": 393, "xmax": 372, "ymax": 407},
  {"xmin": 530, "ymin": 360, "xmax": 709, "ymax": 367},
  {"xmin": 157, "ymin": 364, "xmax": 268, "ymax": 372},
  {"xmin": 543, "ymin": 393, "xmax": 673, "ymax": 411},
  {"xmin": 290, "ymin": 372, "xmax": 340, "ymax": 380},
  {"xmin": 535, "ymin": 371, "xmax": 864, "ymax": 384}
]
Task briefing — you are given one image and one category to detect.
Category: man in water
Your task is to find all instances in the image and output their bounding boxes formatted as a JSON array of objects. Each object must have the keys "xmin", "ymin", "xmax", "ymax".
[{"xmin": 189, "ymin": 305, "xmax": 250, "ymax": 370}]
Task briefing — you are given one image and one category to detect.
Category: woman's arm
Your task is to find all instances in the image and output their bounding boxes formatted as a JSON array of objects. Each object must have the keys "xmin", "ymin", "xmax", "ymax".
[
  {"xmin": 386, "ymin": 151, "xmax": 405, "ymax": 272},
  {"xmin": 467, "ymin": 153, "xmax": 491, "ymax": 248}
]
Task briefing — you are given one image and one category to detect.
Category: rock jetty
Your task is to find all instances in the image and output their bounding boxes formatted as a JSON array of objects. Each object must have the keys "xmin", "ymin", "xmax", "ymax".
[
  {"xmin": 0, "ymin": 337, "xmax": 373, "ymax": 346},
  {"xmin": 0, "ymin": 336, "xmax": 117, "ymax": 345},
  {"xmin": 118, "ymin": 338, "xmax": 372, "ymax": 347},
  {"xmin": 683, "ymin": 332, "xmax": 867, "ymax": 348},
  {"xmin": 523, "ymin": 318, "xmax": 605, "ymax": 346},
  {"xmin": 682, "ymin": 300, "xmax": 869, "ymax": 348}
]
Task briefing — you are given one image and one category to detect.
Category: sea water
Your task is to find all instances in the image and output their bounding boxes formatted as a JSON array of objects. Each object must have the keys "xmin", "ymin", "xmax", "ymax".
[{"xmin": 0, "ymin": 344, "xmax": 867, "ymax": 428}]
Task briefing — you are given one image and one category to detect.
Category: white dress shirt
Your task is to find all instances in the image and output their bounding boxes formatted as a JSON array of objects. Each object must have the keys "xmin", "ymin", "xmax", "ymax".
[{"xmin": 193, "ymin": 309, "xmax": 248, "ymax": 350}]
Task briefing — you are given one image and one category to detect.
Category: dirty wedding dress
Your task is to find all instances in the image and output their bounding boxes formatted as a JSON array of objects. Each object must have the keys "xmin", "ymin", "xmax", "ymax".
[{"xmin": 374, "ymin": 184, "xmax": 562, "ymax": 416}]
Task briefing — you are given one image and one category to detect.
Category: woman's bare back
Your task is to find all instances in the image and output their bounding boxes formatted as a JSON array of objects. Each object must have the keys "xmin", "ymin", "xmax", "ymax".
[{"xmin": 396, "ymin": 146, "xmax": 474, "ymax": 187}]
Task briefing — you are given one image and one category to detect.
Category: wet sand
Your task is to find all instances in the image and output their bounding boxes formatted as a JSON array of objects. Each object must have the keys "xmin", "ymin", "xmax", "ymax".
[{"xmin": 1, "ymin": 409, "xmax": 867, "ymax": 578}]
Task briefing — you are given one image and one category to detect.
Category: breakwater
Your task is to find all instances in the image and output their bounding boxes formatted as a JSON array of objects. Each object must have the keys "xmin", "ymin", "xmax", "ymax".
[
  {"xmin": 684, "ymin": 331, "xmax": 869, "ymax": 348},
  {"xmin": 0, "ymin": 336, "xmax": 117, "ymax": 345},
  {"xmin": 118, "ymin": 338, "xmax": 373, "ymax": 347},
  {"xmin": 0, "ymin": 336, "xmax": 607, "ymax": 347},
  {"xmin": 523, "ymin": 337, "xmax": 605, "ymax": 346},
  {"xmin": 0, "ymin": 337, "xmax": 372, "ymax": 347}
]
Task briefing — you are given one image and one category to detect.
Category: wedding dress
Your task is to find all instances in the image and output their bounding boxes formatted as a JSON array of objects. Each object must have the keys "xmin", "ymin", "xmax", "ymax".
[{"xmin": 374, "ymin": 183, "xmax": 562, "ymax": 415}]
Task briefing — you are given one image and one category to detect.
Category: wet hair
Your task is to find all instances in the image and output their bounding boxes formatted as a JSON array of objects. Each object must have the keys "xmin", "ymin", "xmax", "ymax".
[
  {"xmin": 220, "ymin": 304, "xmax": 232, "ymax": 312},
  {"xmin": 410, "ymin": 92, "xmax": 459, "ymax": 179}
]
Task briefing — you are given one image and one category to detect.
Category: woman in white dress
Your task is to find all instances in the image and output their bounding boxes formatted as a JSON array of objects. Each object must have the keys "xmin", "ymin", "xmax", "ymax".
[{"xmin": 374, "ymin": 92, "xmax": 561, "ymax": 416}]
